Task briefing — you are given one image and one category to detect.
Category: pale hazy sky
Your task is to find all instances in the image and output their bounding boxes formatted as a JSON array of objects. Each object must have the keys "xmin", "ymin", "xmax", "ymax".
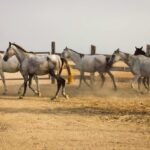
[{"xmin": 0, "ymin": 0, "xmax": 150, "ymax": 54}]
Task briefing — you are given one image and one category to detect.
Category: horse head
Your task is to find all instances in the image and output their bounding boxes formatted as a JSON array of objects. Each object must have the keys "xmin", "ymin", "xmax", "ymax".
[
  {"xmin": 61, "ymin": 46, "xmax": 70, "ymax": 59},
  {"xmin": 3, "ymin": 42, "xmax": 16, "ymax": 61},
  {"xmin": 111, "ymin": 48, "xmax": 125, "ymax": 62},
  {"xmin": 134, "ymin": 46, "xmax": 145, "ymax": 55},
  {"xmin": 113, "ymin": 48, "xmax": 119, "ymax": 53}
]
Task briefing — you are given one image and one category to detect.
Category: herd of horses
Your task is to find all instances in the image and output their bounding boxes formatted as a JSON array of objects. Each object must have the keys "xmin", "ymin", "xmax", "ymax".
[{"xmin": 0, "ymin": 42, "xmax": 149, "ymax": 100}]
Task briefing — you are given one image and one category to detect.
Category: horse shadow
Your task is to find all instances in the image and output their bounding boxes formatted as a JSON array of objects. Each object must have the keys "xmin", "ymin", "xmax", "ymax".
[{"xmin": 0, "ymin": 105, "xmax": 149, "ymax": 117}]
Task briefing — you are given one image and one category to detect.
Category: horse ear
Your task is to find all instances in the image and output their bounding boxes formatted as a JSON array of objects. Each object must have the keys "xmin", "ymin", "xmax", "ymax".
[
  {"xmin": 135, "ymin": 46, "xmax": 137, "ymax": 49},
  {"xmin": 141, "ymin": 46, "xmax": 143, "ymax": 49},
  {"xmin": 64, "ymin": 46, "xmax": 68, "ymax": 50},
  {"xmin": 9, "ymin": 42, "xmax": 11, "ymax": 46},
  {"xmin": 116, "ymin": 48, "xmax": 119, "ymax": 52}
]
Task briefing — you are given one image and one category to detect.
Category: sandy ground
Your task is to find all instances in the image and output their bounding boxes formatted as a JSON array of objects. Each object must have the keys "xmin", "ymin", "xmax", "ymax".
[{"xmin": 0, "ymin": 73, "xmax": 150, "ymax": 150}]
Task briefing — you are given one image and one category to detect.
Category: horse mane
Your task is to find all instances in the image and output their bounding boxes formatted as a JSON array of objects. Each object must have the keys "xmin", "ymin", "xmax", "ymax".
[
  {"xmin": 69, "ymin": 48, "xmax": 84, "ymax": 58},
  {"xmin": 12, "ymin": 43, "xmax": 35, "ymax": 54}
]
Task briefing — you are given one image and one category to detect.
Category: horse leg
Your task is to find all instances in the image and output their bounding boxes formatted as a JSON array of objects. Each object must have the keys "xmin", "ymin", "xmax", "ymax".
[
  {"xmin": 131, "ymin": 75, "xmax": 141, "ymax": 90},
  {"xmin": 147, "ymin": 78, "xmax": 150, "ymax": 91},
  {"xmin": 145, "ymin": 77, "xmax": 150, "ymax": 92},
  {"xmin": 51, "ymin": 78, "xmax": 61, "ymax": 100},
  {"xmin": 143, "ymin": 77, "xmax": 148, "ymax": 90},
  {"xmin": 22, "ymin": 81, "xmax": 28, "ymax": 96},
  {"xmin": 33, "ymin": 75, "xmax": 41, "ymax": 96},
  {"xmin": 18, "ymin": 83, "xmax": 24, "ymax": 95},
  {"xmin": 138, "ymin": 77, "xmax": 142, "ymax": 90},
  {"xmin": 90, "ymin": 73, "xmax": 94, "ymax": 86},
  {"xmin": 107, "ymin": 71, "xmax": 117, "ymax": 90},
  {"xmin": 0, "ymin": 71, "xmax": 7, "ymax": 95},
  {"xmin": 79, "ymin": 71, "xmax": 91, "ymax": 88},
  {"xmin": 19, "ymin": 75, "xmax": 28, "ymax": 99},
  {"xmin": 78, "ymin": 71, "xmax": 84, "ymax": 88},
  {"xmin": 58, "ymin": 59, "xmax": 63, "ymax": 75},
  {"xmin": 83, "ymin": 73, "xmax": 91, "ymax": 88},
  {"xmin": 61, "ymin": 77, "xmax": 69, "ymax": 99},
  {"xmin": 49, "ymin": 69, "xmax": 64, "ymax": 100},
  {"xmin": 28, "ymin": 74, "xmax": 39, "ymax": 95},
  {"xmin": 99, "ymin": 72, "xmax": 105, "ymax": 88},
  {"xmin": 18, "ymin": 75, "xmax": 31, "ymax": 95}
]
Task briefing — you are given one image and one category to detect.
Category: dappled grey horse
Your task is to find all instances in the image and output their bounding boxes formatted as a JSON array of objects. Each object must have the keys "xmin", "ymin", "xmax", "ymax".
[
  {"xmin": 0, "ymin": 53, "xmax": 39, "ymax": 95},
  {"xmin": 111, "ymin": 49, "xmax": 150, "ymax": 91},
  {"xmin": 61, "ymin": 47, "xmax": 117, "ymax": 90},
  {"xmin": 3, "ymin": 42, "xmax": 69, "ymax": 100},
  {"xmin": 0, "ymin": 48, "xmax": 72, "ymax": 96}
]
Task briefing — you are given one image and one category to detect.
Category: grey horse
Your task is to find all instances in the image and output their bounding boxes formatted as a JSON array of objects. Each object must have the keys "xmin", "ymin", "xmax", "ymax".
[
  {"xmin": 3, "ymin": 42, "xmax": 69, "ymax": 100},
  {"xmin": 61, "ymin": 47, "xmax": 117, "ymax": 90},
  {"xmin": 0, "ymin": 53, "xmax": 39, "ymax": 95},
  {"xmin": 111, "ymin": 49, "xmax": 150, "ymax": 91},
  {"xmin": 0, "ymin": 50, "xmax": 72, "ymax": 95}
]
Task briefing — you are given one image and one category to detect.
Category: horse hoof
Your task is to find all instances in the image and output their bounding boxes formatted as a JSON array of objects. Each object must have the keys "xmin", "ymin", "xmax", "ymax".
[
  {"xmin": 65, "ymin": 95, "xmax": 69, "ymax": 99},
  {"xmin": 51, "ymin": 96, "xmax": 57, "ymax": 101},
  {"xmin": 2, "ymin": 92, "xmax": 7, "ymax": 95},
  {"xmin": 18, "ymin": 91, "xmax": 21, "ymax": 95},
  {"xmin": 19, "ymin": 96, "xmax": 23, "ymax": 99},
  {"xmin": 38, "ymin": 92, "xmax": 42, "ymax": 97},
  {"xmin": 140, "ymin": 91, "xmax": 144, "ymax": 95},
  {"xmin": 34, "ymin": 93, "xmax": 38, "ymax": 96},
  {"xmin": 33, "ymin": 90, "xmax": 38, "ymax": 95}
]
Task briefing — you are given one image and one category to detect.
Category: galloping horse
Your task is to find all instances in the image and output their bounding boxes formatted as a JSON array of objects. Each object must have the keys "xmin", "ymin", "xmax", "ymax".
[
  {"xmin": 111, "ymin": 49, "xmax": 150, "ymax": 91},
  {"xmin": 3, "ymin": 42, "xmax": 70, "ymax": 100},
  {"xmin": 61, "ymin": 47, "xmax": 117, "ymax": 90}
]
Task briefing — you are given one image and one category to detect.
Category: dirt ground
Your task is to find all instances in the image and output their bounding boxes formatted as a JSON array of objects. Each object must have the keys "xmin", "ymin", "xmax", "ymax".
[{"xmin": 0, "ymin": 72, "xmax": 150, "ymax": 150}]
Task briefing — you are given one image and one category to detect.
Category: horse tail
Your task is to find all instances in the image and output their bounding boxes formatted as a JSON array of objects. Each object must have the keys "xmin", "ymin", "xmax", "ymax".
[
  {"xmin": 106, "ymin": 55, "xmax": 114, "ymax": 69},
  {"xmin": 59, "ymin": 58, "xmax": 73, "ymax": 84}
]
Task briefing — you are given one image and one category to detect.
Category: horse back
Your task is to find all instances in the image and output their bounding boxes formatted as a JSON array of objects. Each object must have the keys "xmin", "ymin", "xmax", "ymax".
[{"xmin": 81, "ymin": 55, "xmax": 106, "ymax": 72}]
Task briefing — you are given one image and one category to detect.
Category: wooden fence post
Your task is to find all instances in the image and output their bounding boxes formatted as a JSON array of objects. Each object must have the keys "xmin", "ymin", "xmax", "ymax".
[
  {"xmin": 51, "ymin": 41, "xmax": 55, "ymax": 55},
  {"xmin": 90, "ymin": 45, "xmax": 96, "ymax": 83},
  {"xmin": 146, "ymin": 44, "xmax": 150, "ymax": 56},
  {"xmin": 51, "ymin": 41, "xmax": 55, "ymax": 84},
  {"xmin": 91, "ymin": 45, "xmax": 96, "ymax": 55}
]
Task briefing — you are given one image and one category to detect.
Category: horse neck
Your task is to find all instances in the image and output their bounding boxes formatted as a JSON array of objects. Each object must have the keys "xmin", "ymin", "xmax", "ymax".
[
  {"xmin": 120, "ymin": 52, "xmax": 131, "ymax": 66},
  {"xmin": 69, "ymin": 50, "xmax": 82, "ymax": 66},
  {"xmin": 13, "ymin": 48, "xmax": 27, "ymax": 64}
]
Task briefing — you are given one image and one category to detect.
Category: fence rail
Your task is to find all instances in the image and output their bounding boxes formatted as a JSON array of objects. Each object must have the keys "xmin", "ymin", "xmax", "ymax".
[
  {"xmin": 0, "ymin": 65, "xmax": 131, "ymax": 82},
  {"xmin": 0, "ymin": 41, "xmax": 133, "ymax": 82}
]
